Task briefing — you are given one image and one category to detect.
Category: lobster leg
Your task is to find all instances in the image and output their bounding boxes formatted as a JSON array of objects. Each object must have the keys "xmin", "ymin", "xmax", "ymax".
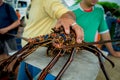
[
  {"xmin": 0, "ymin": 43, "xmax": 30, "ymax": 72},
  {"xmin": 55, "ymin": 48, "xmax": 76, "ymax": 80},
  {"xmin": 12, "ymin": 40, "xmax": 53, "ymax": 72},
  {"xmin": 97, "ymin": 51, "xmax": 110, "ymax": 80},
  {"xmin": 0, "ymin": 40, "xmax": 52, "ymax": 73},
  {"xmin": 25, "ymin": 63, "xmax": 33, "ymax": 80},
  {"xmin": 38, "ymin": 49, "xmax": 64, "ymax": 80},
  {"xmin": 81, "ymin": 45, "xmax": 111, "ymax": 80},
  {"xmin": 87, "ymin": 45, "xmax": 114, "ymax": 67},
  {"xmin": 0, "ymin": 43, "xmax": 32, "ymax": 79}
]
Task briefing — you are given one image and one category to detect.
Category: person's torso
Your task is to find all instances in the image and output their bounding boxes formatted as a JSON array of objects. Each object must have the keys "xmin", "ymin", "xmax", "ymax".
[
  {"xmin": 114, "ymin": 23, "xmax": 120, "ymax": 39},
  {"xmin": 0, "ymin": 3, "xmax": 18, "ymax": 38},
  {"xmin": 69, "ymin": 4, "xmax": 108, "ymax": 42},
  {"xmin": 23, "ymin": 0, "xmax": 68, "ymax": 38},
  {"xmin": 106, "ymin": 16, "xmax": 117, "ymax": 29},
  {"xmin": 0, "ymin": 3, "xmax": 12, "ymax": 28}
]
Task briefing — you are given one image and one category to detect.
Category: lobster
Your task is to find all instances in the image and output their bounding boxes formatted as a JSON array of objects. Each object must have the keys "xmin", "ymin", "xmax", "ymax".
[{"xmin": 0, "ymin": 27, "xmax": 120, "ymax": 80}]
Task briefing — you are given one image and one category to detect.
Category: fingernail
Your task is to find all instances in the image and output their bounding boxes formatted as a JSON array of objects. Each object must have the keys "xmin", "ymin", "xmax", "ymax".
[
  {"xmin": 66, "ymin": 30, "xmax": 70, "ymax": 34},
  {"xmin": 77, "ymin": 39, "xmax": 82, "ymax": 43}
]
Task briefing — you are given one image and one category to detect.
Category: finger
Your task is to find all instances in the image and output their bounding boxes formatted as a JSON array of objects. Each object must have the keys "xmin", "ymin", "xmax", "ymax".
[
  {"xmin": 61, "ymin": 21, "xmax": 70, "ymax": 34},
  {"xmin": 72, "ymin": 25, "xmax": 84, "ymax": 43},
  {"xmin": 54, "ymin": 20, "xmax": 62, "ymax": 29}
]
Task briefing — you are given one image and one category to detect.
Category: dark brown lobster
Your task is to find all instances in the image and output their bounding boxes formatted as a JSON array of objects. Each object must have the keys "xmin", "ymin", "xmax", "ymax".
[{"xmin": 0, "ymin": 27, "xmax": 120, "ymax": 80}]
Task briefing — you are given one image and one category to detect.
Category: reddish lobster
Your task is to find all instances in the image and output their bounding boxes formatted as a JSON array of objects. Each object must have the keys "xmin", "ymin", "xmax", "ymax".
[{"xmin": 0, "ymin": 27, "xmax": 120, "ymax": 80}]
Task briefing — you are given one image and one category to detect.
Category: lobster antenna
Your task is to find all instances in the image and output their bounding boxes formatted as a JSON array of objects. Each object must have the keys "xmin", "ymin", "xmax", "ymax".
[
  {"xmin": 6, "ymin": 33, "xmax": 28, "ymax": 42},
  {"xmin": 64, "ymin": 39, "xmax": 120, "ymax": 48}
]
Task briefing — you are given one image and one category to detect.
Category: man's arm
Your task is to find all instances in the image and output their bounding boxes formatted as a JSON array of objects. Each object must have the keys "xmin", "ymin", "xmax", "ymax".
[
  {"xmin": 0, "ymin": 20, "xmax": 20, "ymax": 34},
  {"xmin": 101, "ymin": 32, "xmax": 120, "ymax": 57},
  {"xmin": 55, "ymin": 11, "xmax": 84, "ymax": 43}
]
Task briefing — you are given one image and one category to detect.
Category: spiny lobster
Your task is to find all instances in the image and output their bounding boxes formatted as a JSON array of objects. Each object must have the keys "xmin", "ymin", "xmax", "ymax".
[{"xmin": 0, "ymin": 27, "xmax": 120, "ymax": 80}]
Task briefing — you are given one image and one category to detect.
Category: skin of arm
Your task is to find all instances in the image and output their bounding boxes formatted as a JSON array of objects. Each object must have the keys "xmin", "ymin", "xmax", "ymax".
[
  {"xmin": 0, "ymin": 20, "xmax": 20, "ymax": 34},
  {"xmin": 101, "ymin": 32, "xmax": 120, "ymax": 57}
]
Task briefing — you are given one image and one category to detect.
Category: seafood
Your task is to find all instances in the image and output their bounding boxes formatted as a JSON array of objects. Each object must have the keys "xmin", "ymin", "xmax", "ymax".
[{"xmin": 0, "ymin": 27, "xmax": 120, "ymax": 80}]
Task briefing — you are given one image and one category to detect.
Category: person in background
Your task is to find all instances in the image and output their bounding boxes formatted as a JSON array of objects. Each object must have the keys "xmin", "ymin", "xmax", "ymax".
[
  {"xmin": 69, "ymin": 0, "xmax": 120, "ymax": 57},
  {"xmin": 0, "ymin": 0, "xmax": 20, "ymax": 59},
  {"xmin": 112, "ymin": 17, "xmax": 120, "ymax": 51},
  {"xmin": 105, "ymin": 11, "xmax": 117, "ymax": 30},
  {"xmin": 105, "ymin": 11, "xmax": 117, "ymax": 39},
  {"xmin": 101, "ymin": 11, "xmax": 118, "ymax": 53},
  {"xmin": 68, "ymin": 0, "xmax": 120, "ymax": 79}
]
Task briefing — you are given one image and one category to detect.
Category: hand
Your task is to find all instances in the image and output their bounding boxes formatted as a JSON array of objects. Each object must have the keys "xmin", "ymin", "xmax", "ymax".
[{"xmin": 55, "ymin": 18, "xmax": 84, "ymax": 43}]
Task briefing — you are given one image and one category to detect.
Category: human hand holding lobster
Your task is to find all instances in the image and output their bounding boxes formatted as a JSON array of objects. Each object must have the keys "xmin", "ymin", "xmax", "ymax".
[{"xmin": 55, "ymin": 11, "xmax": 84, "ymax": 43}]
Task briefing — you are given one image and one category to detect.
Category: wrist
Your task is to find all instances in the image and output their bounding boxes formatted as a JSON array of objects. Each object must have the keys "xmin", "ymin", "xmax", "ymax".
[{"xmin": 60, "ymin": 11, "xmax": 76, "ymax": 21}]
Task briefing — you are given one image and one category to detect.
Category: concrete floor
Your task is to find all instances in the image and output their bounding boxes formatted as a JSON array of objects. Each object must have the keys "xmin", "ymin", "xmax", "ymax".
[{"xmin": 96, "ymin": 55, "xmax": 120, "ymax": 80}]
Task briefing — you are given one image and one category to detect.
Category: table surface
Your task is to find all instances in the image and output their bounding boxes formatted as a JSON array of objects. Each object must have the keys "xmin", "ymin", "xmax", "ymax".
[{"xmin": 23, "ymin": 47, "xmax": 108, "ymax": 80}]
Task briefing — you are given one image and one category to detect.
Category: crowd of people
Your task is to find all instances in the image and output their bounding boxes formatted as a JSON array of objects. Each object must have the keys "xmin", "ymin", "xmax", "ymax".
[{"xmin": 0, "ymin": 0, "xmax": 120, "ymax": 80}]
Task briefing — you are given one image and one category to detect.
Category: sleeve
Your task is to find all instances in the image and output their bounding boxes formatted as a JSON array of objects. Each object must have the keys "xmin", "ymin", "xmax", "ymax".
[
  {"xmin": 43, "ymin": 0, "xmax": 69, "ymax": 19},
  {"xmin": 98, "ymin": 7, "xmax": 108, "ymax": 34},
  {"xmin": 8, "ymin": 4, "xmax": 18, "ymax": 22}
]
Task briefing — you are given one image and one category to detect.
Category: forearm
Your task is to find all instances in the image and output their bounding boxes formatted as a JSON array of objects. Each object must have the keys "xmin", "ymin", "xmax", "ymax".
[
  {"xmin": 101, "ymin": 32, "xmax": 115, "ymax": 54},
  {"xmin": 5, "ymin": 20, "xmax": 20, "ymax": 31}
]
